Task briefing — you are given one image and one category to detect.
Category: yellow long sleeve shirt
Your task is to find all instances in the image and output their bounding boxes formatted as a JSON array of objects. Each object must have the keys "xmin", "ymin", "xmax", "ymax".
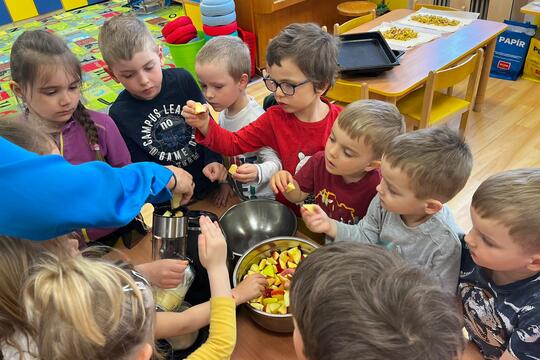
[{"xmin": 186, "ymin": 297, "xmax": 236, "ymax": 360}]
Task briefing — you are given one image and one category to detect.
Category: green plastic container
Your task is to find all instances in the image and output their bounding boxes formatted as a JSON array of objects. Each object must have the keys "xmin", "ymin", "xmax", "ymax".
[{"xmin": 165, "ymin": 31, "xmax": 205, "ymax": 80}]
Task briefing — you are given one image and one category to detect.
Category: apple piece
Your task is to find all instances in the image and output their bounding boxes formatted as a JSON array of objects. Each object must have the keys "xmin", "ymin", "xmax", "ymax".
[
  {"xmin": 278, "ymin": 303, "xmax": 287, "ymax": 315},
  {"xmin": 268, "ymin": 302, "xmax": 281, "ymax": 314},
  {"xmin": 272, "ymin": 251, "xmax": 280, "ymax": 260},
  {"xmin": 271, "ymin": 289, "xmax": 284, "ymax": 296},
  {"xmin": 287, "ymin": 261, "xmax": 297, "ymax": 269},
  {"xmin": 286, "ymin": 182, "xmax": 296, "ymax": 193},
  {"xmin": 303, "ymin": 204, "xmax": 317, "ymax": 213},
  {"xmin": 270, "ymin": 285, "xmax": 278, "ymax": 290},
  {"xmin": 194, "ymin": 102, "xmax": 206, "ymax": 114},
  {"xmin": 228, "ymin": 164, "xmax": 238, "ymax": 175},
  {"xmin": 260, "ymin": 265, "xmax": 275, "ymax": 277},
  {"xmin": 266, "ymin": 258, "xmax": 277, "ymax": 265},
  {"xmin": 279, "ymin": 251, "xmax": 288, "ymax": 270},
  {"xmin": 284, "ymin": 290, "xmax": 290, "ymax": 307},
  {"xmin": 288, "ymin": 247, "xmax": 302, "ymax": 264},
  {"xmin": 262, "ymin": 297, "xmax": 278, "ymax": 305},
  {"xmin": 250, "ymin": 302, "xmax": 264, "ymax": 311},
  {"xmin": 267, "ymin": 278, "xmax": 276, "ymax": 286},
  {"xmin": 258, "ymin": 258, "xmax": 267, "ymax": 269},
  {"xmin": 163, "ymin": 210, "xmax": 173, "ymax": 217},
  {"xmin": 171, "ymin": 193, "xmax": 182, "ymax": 209},
  {"xmin": 250, "ymin": 263, "xmax": 259, "ymax": 272},
  {"xmin": 274, "ymin": 276, "xmax": 281, "ymax": 286}
]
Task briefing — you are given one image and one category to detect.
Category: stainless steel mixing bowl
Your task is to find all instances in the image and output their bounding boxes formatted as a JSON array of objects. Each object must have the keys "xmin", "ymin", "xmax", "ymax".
[
  {"xmin": 232, "ymin": 236, "xmax": 320, "ymax": 333},
  {"xmin": 219, "ymin": 199, "xmax": 297, "ymax": 257}
]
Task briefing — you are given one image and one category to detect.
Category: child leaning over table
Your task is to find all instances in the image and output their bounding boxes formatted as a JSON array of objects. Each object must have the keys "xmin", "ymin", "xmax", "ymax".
[
  {"xmin": 195, "ymin": 36, "xmax": 281, "ymax": 207},
  {"xmin": 271, "ymin": 100, "xmax": 404, "ymax": 229},
  {"xmin": 459, "ymin": 168, "xmax": 540, "ymax": 360},
  {"xmin": 302, "ymin": 127, "xmax": 473, "ymax": 293},
  {"xmin": 290, "ymin": 242, "xmax": 465, "ymax": 360},
  {"xmin": 182, "ymin": 23, "xmax": 342, "ymax": 212}
]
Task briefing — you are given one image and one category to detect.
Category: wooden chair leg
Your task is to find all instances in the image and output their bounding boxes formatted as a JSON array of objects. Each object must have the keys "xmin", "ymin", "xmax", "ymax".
[{"xmin": 459, "ymin": 111, "xmax": 470, "ymax": 138}]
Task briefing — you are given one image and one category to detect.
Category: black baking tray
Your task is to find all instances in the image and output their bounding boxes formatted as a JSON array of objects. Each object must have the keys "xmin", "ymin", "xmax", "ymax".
[{"xmin": 338, "ymin": 31, "xmax": 404, "ymax": 76}]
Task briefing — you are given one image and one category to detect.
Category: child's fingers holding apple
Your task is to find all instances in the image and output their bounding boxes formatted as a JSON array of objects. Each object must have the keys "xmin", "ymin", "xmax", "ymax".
[
  {"xmin": 231, "ymin": 273, "xmax": 267, "ymax": 305},
  {"xmin": 233, "ymin": 164, "xmax": 258, "ymax": 183}
]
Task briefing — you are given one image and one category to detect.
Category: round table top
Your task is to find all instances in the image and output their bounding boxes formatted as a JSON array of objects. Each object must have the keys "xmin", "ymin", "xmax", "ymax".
[{"xmin": 337, "ymin": 1, "xmax": 377, "ymax": 17}]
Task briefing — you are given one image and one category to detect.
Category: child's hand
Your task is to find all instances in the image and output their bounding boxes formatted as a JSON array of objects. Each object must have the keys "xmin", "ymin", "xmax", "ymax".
[
  {"xmin": 198, "ymin": 215, "xmax": 227, "ymax": 272},
  {"xmin": 301, "ymin": 205, "xmax": 337, "ymax": 238},
  {"xmin": 165, "ymin": 166, "xmax": 194, "ymax": 205},
  {"xmin": 214, "ymin": 183, "xmax": 234, "ymax": 208},
  {"xmin": 135, "ymin": 259, "xmax": 188, "ymax": 289},
  {"xmin": 270, "ymin": 170, "xmax": 295, "ymax": 194},
  {"xmin": 181, "ymin": 100, "xmax": 210, "ymax": 135},
  {"xmin": 233, "ymin": 164, "xmax": 258, "ymax": 183},
  {"xmin": 203, "ymin": 162, "xmax": 227, "ymax": 182},
  {"xmin": 231, "ymin": 274, "xmax": 267, "ymax": 305}
]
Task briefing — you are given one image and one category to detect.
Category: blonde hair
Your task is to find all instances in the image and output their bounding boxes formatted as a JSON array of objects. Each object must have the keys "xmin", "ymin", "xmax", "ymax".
[
  {"xmin": 472, "ymin": 168, "xmax": 540, "ymax": 250},
  {"xmin": 337, "ymin": 100, "xmax": 405, "ymax": 159},
  {"xmin": 196, "ymin": 36, "xmax": 251, "ymax": 81},
  {"xmin": 23, "ymin": 256, "xmax": 156, "ymax": 360},
  {"xmin": 0, "ymin": 119, "xmax": 56, "ymax": 155},
  {"xmin": 0, "ymin": 236, "xmax": 40, "ymax": 360},
  {"xmin": 99, "ymin": 13, "xmax": 158, "ymax": 66},
  {"xmin": 383, "ymin": 127, "xmax": 473, "ymax": 201}
]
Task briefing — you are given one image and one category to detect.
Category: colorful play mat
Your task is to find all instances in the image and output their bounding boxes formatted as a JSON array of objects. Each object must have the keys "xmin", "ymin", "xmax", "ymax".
[{"xmin": 0, "ymin": 0, "xmax": 183, "ymax": 117}]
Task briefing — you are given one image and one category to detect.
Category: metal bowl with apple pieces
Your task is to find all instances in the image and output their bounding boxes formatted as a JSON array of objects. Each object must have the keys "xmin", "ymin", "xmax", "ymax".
[{"xmin": 232, "ymin": 237, "xmax": 320, "ymax": 333}]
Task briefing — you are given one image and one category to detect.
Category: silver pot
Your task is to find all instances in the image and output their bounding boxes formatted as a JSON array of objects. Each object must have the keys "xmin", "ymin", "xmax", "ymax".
[
  {"xmin": 232, "ymin": 236, "xmax": 320, "ymax": 333},
  {"xmin": 220, "ymin": 199, "xmax": 298, "ymax": 258}
]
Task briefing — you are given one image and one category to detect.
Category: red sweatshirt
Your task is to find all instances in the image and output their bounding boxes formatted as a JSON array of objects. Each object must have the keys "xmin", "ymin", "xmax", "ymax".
[{"xmin": 195, "ymin": 99, "xmax": 342, "ymax": 210}]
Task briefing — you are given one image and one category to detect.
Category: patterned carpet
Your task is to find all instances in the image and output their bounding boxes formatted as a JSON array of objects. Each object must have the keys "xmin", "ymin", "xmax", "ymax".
[{"xmin": 0, "ymin": 0, "xmax": 183, "ymax": 116}]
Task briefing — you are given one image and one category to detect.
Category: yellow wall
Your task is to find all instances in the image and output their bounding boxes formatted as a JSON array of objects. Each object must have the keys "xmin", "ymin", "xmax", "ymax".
[{"xmin": 61, "ymin": 0, "xmax": 89, "ymax": 11}]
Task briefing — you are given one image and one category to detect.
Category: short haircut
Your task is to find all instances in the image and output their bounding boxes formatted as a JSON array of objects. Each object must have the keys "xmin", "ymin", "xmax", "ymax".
[
  {"xmin": 98, "ymin": 13, "xmax": 157, "ymax": 66},
  {"xmin": 383, "ymin": 127, "xmax": 473, "ymax": 201},
  {"xmin": 196, "ymin": 36, "xmax": 251, "ymax": 81},
  {"xmin": 472, "ymin": 168, "xmax": 540, "ymax": 250},
  {"xmin": 337, "ymin": 100, "xmax": 405, "ymax": 159},
  {"xmin": 291, "ymin": 242, "xmax": 464, "ymax": 360},
  {"xmin": 266, "ymin": 23, "xmax": 339, "ymax": 91}
]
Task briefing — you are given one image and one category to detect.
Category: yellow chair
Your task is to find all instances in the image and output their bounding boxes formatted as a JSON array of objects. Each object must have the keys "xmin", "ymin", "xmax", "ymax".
[
  {"xmin": 413, "ymin": 1, "xmax": 460, "ymax": 11},
  {"xmin": 326, "ymin": 81, "xmax": 369, "ymax": 105},
  {"xmin": 397, "ymin": 49, "xmax": 484, "ymax": 137},
  {"xmin": 333, "ymin": 12, "xmax": 375, "ymax": 35}
]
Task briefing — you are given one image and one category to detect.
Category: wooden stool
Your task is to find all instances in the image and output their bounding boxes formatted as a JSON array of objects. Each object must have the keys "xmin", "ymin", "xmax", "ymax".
[{"xmin": 337, "ymin": 1, "xmax": 377, "ymax": 17}]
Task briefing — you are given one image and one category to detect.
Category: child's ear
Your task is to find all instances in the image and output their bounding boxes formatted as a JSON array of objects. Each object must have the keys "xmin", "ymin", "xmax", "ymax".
[
  {"xmin": 9, "ymin": 81, "xmax": 24, "ymax": 99},
  {"xmin": 315, "ymin": 81, "xmax": 330, "ymax": 96},
  {"xmin": 424, "ymin": 199, "xmax": 443, "ymax": 215},
  {"xmin": 158, "ymin": 46, "xmax": 164, "ymax": 66},
  {"xmin": 238, "ymin": 73, "xmax": 249, "ymax": 89},
  {"xmin": 364, "ymin": 160, "xmax": 381, "ymax": 172},
  {"xmin": 103, "ymin": 65, "xmax": 119, "ymax": 83},
  {"xmin": 133, "ymin": 343, "xmax": 153, "ymax": 360},
  {"xmin": 527, "ymin": 253, "xmax": 540, "ymax": 273}
]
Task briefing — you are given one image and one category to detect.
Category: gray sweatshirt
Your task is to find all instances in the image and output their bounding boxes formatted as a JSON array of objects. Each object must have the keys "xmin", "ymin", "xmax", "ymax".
[{"xmin": 335, "ymin": 195, "xmax": 462, "ymax": 293}]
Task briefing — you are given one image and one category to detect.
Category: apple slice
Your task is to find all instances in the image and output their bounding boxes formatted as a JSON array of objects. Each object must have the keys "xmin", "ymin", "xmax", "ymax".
[
  {"xmin": 228, "ymin": 164, "xmax": 238, "ymax": 175},
  {"xmin": 286, "ymin": 182, "xmax": 296, "ymax": 193},
  {"xmin": 284, "ymin": 290, "xmax": 290, "ymax": 307},
  {"xmin": 287, "ymin": 261, "xmax": 297, "ymax": 269},
  {"xmin": 303, "ymin": 204, "xmax": 317, "ymax": 213},
  {"xmin": 249, "ymin": 263, "xmax": 259, "ymax": 272},
  {"xmin": 288, "ymin": 247, "xmax": 301, "ymax": 264},
  {"xmin": 250, "ymin": 302, "xmax": 264, "ymax": 311},
  {"xmin": 194, "ymin": 102, "xmax": 206, "ymax": 114},
  {"xmin": 278, "ymin": 303, "xmax": 287, "ymax": 315},
  {"xmin": 268, "ymin": 302, "xmax": 281, "ymax": 314}
]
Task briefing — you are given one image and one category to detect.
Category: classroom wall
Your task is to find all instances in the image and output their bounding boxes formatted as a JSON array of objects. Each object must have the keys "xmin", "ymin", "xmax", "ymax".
[{"xmin": 0, "ymin": 0, "xmax": 104, "ymax": 25}]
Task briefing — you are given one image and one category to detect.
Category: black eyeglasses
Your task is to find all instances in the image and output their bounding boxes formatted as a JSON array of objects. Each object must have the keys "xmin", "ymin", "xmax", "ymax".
[{"xmin": 263, "ymin": 77, "xmax": 311, "ymax": 96}]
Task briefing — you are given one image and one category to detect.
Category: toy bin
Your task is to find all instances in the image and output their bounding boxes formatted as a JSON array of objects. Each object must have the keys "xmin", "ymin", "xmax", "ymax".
[{"xmin": 165, "ymin": 31, "xmax": 205, "ymax": 80}]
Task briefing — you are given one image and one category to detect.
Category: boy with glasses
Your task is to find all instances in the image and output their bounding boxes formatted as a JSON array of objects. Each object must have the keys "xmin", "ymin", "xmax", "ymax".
[{"xmin": 183, "ymin": 23, "xmax": 342, "ymax": 211}]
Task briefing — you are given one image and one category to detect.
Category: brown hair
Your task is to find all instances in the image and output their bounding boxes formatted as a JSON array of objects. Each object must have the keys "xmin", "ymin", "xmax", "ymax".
[
  {"xmin": 196, "ymin": 35, "xmax": 251, "ymax": 81},
  {"xmin": 99, "ymin": 13, "xmax": 157, "ymax": 66},
  {"xmin": 290, "ymin": 242, "xmax": 464, "ymax": 360},
  {"xmin": 23, "ymin": 256, "xmax": 156, "ymax": 360},
  {"xmin": 383, "ymin": 127, "xmax": 473, "ymax": 201},
  {"xmin": 472, "ymin": 168, "xmax": 540, "ymax": 249},
  {"xmin": 266, "ymin": 23, "xmax": 340, "ymax": 91},
  {"xmin": 337, "ymin": 100, "xmax": 405, "ymax": 159},
  {"xmin": 10, "ymin": 30, "xmax": 103, "ymax": 160},
  {"xmin": 0, "ymin": 119, "xmax": 56, "ymax": 154}
]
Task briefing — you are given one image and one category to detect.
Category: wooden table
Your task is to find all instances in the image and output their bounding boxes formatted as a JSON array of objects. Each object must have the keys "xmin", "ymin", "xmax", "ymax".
[
  {"xmin": 343, "ymin": 9, "xmax": 507, "ymax": 111},
  {"xmin": 123, "ymin": 196, "xmax": 298, "ymax": 360}
]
